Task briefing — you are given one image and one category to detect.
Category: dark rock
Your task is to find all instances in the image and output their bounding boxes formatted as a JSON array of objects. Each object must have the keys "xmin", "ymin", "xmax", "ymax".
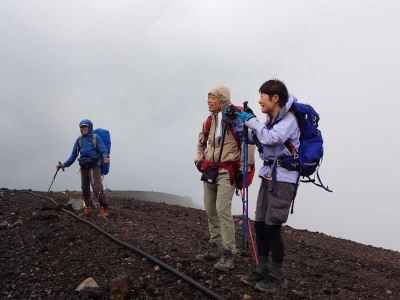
[{"xmin": 111, "ymin": 275, "xmax": 130, "ymax": 300}]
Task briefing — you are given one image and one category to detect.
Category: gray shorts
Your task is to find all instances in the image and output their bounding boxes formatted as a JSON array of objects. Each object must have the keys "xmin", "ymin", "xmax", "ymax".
[{"xmin": 255, "ymin": 179, "xmax": 296, "ymax": 225}]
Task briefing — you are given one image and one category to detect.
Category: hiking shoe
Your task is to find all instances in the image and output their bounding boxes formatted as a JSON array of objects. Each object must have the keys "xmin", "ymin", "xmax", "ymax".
[
  {"xmin": 255, "ymin": 261, "xmax": 287, "ymax": 292},
  {"xmin": 84, "ymin": 207, "xmax": 92, "ymax": 217},
  {"xmin": 197, "ymin": 242, "xmax": 222, "ymax": 261},
  {"xmin": 241, "ymin": 260, "xmax": 269, "ymax": 287},
  {"xmin": 268, "ymin": 261, "xmax": 285, "ymax": 281},
  {"xmin": 99, "ymin": 207, "xmax": 109, "ymax": 218},
  {"xmin": 241, "ymin": 270, "xmax": 265, "ymax": 287},
  {"xmin": 255, "ymin": 277, "xmax": 288, "ymax": 292},
  {"xmin": 214, "ymin": 250, "xmax": 235, "ymax": 272}
]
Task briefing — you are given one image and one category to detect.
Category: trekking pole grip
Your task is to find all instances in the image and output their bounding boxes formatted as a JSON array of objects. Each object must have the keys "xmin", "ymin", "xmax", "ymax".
[{"xmin": 243, "ymin": 101, "xmax": 248, "ymax": 111}]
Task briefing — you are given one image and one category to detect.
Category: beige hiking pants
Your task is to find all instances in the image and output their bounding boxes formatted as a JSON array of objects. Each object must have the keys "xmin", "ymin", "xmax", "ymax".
[{"xmin": 203, "ymin": 172, "xmax": 237, "ymax": 252}]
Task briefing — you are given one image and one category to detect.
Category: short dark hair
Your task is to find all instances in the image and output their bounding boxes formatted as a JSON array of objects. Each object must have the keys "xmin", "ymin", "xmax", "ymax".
[{"xmin": 259, "ymin": 79, "xmax": 289, "ymax": 107}]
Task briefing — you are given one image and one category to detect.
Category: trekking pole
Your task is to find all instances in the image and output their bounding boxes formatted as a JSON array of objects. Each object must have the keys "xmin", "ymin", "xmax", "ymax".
[
  {"xmin": 248, "ymin": 218, "xmax": 260, "ymax": 265},
  {"xmin": 241, "ymin": 101, "xmax": 249, "ymax": 252},
  {"xmin": 239, "ymin": 188, "xmax": 259, "ymax": 265},
  {"xmin": 48, "ymin": 162, "xmax": 63, "ymax": 193}
]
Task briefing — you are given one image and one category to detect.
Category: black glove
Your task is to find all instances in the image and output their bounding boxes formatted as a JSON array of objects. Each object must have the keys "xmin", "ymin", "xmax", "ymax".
[
  {"xmin": 244, "ymin": 105, "xmax": 254, "ymax": 115},
  {"xmin": 57, "ymin": 161, "xmax": 65, "ymax": 171},
  {"xmin": 235, "ymin": 172, "xmax": 243, "ymax": 189},
  {"xmin": 195, "ymin": 160, "xmax": 203, "ymax": 172}
]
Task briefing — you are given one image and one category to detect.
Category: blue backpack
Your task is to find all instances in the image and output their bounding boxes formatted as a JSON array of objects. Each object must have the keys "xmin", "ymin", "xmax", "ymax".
[
  {"xmin": 93, "ymin": 128, "xmax": 111, "ymax": 175},
  {"xmin": 280, "ymin": 100, "xmax": 331, "ymax": 192}
]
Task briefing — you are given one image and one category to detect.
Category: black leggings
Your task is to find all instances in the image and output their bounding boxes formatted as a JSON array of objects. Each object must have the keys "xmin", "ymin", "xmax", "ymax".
[{"xmin": 255, "ymin": 222, "xmax": 284, "ymax": 263}]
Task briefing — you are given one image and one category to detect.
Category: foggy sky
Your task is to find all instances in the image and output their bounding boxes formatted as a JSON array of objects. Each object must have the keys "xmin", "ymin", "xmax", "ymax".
[{"xmin": 1, "ymin": 0, "xmax": 400, "ymax": 251}]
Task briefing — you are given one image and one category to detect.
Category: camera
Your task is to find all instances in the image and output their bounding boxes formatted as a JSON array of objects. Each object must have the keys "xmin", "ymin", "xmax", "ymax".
[{"xmin": 224, "ymin": 104, "xmax": 240, "ymax": 120}]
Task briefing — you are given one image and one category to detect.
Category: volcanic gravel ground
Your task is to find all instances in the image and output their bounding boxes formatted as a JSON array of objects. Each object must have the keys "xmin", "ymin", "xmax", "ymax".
[{"xmin": 1, "ymin": 190, "xmax": 399, "ymax": 299}]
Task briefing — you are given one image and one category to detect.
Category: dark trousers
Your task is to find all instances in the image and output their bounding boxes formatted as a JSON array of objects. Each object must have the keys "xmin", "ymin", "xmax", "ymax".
[
  {"xmin": 255, "ymin": 222, "xmax": 284, "ymax": 263},
  {"xmin": 80, "ymin": 166, "xmax": 107, "ymax": 208},
  {"xmin": 254, "ymin": 180, "xmax": 296, "ymax": 264}
]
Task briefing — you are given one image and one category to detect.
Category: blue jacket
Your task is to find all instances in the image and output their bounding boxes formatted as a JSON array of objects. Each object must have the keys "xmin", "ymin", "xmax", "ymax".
[{"xmin": 64, "ymin": 133, "xmax": 108, "ymax": 168}]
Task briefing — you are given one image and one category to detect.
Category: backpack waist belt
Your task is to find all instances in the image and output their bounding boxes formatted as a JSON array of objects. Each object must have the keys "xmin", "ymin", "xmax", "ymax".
[{"xmin": 263, "ymin": 158, "xmax": 285, "ymax": 168}]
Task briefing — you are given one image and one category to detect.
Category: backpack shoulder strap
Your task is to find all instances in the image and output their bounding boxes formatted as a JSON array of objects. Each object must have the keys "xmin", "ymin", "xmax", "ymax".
[
  {"xmin": 202, "ymin": 115, "xmax": 213, "ymax": 145},
  {"xmin": 92, "ymin": 133, "xmax": 97, "ymax": 148},
  {"xmin": 217, "ymin": 124, "xmax": 228, "ymax": 163},
  {"xmin": 284, "ymin": 140, "xmax": 298, "ymax": 156},
  {"xmin": 203, "ymin": 114, "xmax": 241, "ymax": 149}
]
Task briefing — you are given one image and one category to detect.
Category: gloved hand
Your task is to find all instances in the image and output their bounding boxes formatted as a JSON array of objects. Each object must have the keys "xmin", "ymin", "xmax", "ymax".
[
  {"xmin": 234, "ymin": 172, "xmax": 243, "ymax": 189},
  {"xmin": 236, "ymin": 111, "xmax": 255, "ymax": 122},
  {"xmin": 57, "ymin": 162, "xmax": 65, "ymax": 171},
  {"xmin": 194, "ymin": 160, "xmax": 203, "ymax": 172},
  {"xmin": 244, "ymin": 105, "xmax": 255, "ymax": 115}
]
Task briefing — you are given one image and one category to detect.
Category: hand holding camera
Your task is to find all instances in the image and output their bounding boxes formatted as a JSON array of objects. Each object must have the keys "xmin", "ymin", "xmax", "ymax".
[{"xmin": 223, "ymin": 105, "xmax": 241, "ymax": 123}]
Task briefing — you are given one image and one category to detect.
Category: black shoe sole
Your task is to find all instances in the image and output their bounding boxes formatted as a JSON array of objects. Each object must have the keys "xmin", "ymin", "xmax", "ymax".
[{"xmin": 240, "ymin": 275, "xmax": 264, "ymax": 288}]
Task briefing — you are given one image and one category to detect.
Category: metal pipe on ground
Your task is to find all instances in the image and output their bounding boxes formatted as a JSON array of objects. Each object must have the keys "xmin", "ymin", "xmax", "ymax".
[{"xmin": 22, "ymin": 191, "xmax": 224, "ymax": 300}]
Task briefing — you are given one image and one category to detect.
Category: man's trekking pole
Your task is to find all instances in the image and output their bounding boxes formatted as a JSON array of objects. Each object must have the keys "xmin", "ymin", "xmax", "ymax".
[
  {"xmin": 241, "ymin": 101, "xmax": 249, "ymax": 253},
  {"xmin": 48, "ymin": 162, "xmax": 63, "ymax": 193}
]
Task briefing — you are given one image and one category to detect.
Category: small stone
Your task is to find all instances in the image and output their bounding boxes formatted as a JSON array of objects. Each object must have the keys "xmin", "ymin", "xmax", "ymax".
[
  {"xmin": 243, "ymin": 294, "xmax": 252, "ymax": 300},
  {"xmin": 111, "ymin": 275, "xmax": 129, "ymax": 300},
  {"xmin": 195, "ymin": 254, "xmax": 204, "ymax": 260},
  {"xmin": 0, "ymin": 221, "xmax": 9, "ymax": 229},
  {"xmin": 218, "ymin": 275, "xmax": 224, "ymax": 281},
  {"xmin": 67, "ymin": 198, "xmax": 85, "ymax": 211},
  {"xmin": 386, "ymin": 290, "xmax": 392, "ymax": 295},
  {"xmin": 75, "ymin": 277, "xmax": 99, "ymax": 291},
  {"xmin": 177, "ymin": 280, "xmax": 182, "ymax": 284},
  {"xmin": 154, "ymin": 266, "xmax": 160, "ymax": 272},
  {"xmin": 291, "ymin": 290, "xmax": 305, "ymax": 296}
]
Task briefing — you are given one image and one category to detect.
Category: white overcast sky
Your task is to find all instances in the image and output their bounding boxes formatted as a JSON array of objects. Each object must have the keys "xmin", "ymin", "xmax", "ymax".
[{"xmin": 1, "ymin": 0, "xmax": 399, "ymax": 251}]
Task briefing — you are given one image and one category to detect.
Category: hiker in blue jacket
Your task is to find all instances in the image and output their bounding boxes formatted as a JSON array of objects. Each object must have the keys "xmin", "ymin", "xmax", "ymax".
[
  {"xmin": 57, "ymin": 119, "xmax": 110, "ymax": 217},
  {"xmin": 237, "ymin": 80, "xmax": 300, "ymax": 292}
]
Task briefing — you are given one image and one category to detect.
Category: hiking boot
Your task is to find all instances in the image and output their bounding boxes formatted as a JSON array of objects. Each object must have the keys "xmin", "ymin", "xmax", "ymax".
[
  {"xmin": 99, "ymin": 207, "xmax": 109, "ymax": 218},
  {"xmin": 197, "ymin": 242, "xmax": 222, "ymax": 261},
  {"xmin": 254, "ymin": 277, "xmax": 288, "ymax": 292},
  {"xmin": 84, "ymin": 207, "xmax": 92, "ymax": 217},
  {"xmin": 268, "ymin": 261, "xmax": 285, "ymax": 281},
  {"xmin": 255, "ymin": 262, "xmax": 287, "ymax": 292},
  {"xmin": 214, "ymin": 249, "xmax": 235, "ymax": 272},
  {"xmin": 241, "ymin": 257, "xmax": 269, "ymax": 287}
]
